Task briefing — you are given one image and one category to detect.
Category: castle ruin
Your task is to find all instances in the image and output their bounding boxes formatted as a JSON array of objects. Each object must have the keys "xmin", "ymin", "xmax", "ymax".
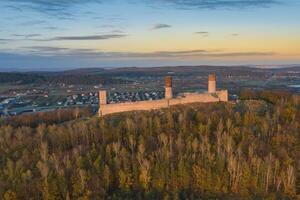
[{"xmin": 99, "ymin": 74, "xmax": 228, "ymax": 116}]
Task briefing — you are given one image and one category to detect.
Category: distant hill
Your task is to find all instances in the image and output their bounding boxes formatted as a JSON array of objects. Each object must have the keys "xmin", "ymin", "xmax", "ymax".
[
  {"xmin": 0, "ymin": 72, "xmax": 46, "ymax": 84},
  {"xmin": 0, "ymin": 72, "xmax": 127, "ymax": 85},
  {"xmin": 61, "ymin": 65, "xmax": 257, "ymax": 77},
  {"xmin": 62, "ymin": 65, "xmax": 300, "ymax": 76},
  {"xmin": 62, "ymin": 67, "xmax": 106, "ymax": 75},
  {"xmin": 1, "ymin": 65, "xmax": 299, "ymax": 85}
]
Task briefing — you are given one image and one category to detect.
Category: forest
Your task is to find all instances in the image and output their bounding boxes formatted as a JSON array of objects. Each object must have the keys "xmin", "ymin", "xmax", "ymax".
[
  {"xmin": 0, "ymin": 91, "xmax": 299, "ymax": 199},
  {"xmin": 0, "ymin": 107, "xmax": 93, "ymax": 128}
]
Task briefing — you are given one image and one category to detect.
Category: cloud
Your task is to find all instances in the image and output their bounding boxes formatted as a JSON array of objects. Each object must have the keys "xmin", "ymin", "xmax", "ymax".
[
  {"xmin": 0, "ymin": 48, "xmax": 280, "ymax": 70},
  {"xmin": 110, "ymin": 30, "xmax": 125, "ymax": 33},
  {"xmin": 22, "ymin": 46, "xmax": 98, "ymax": 55},
  {"xmin": 100, "ymin": 24, "xmax": 116, "ymax": 28},
  {"xmin": 23, "ymin": 46, "xmax": 71, "ymax": 52},
  {"xmin": 43, "ymin": 26, "xmax": 58, "ymax": 30},
  {"xmin": 151, "ymin": 24, "xmax": 172, "ymax": 30},
  {"xmin": 115, "ymin": 50, "xmax": 276, "ymax": 58},
  {"xmin": 1, "ymin": 0, "xmax": 281, "ymax": 22},
  {"xmin": 195, "ymin": 31, "xmax": 209, "ymax": 36},
  {"xmin": 33, "ymin": 34, "xmax": 127, "ymax": 41},
  {"xmin": 5, "ymin": 0, "xmax": 102, "ymax": 16},
  {"xmin": 153, "ymin": 49, "xmax": 207, "ymax": 56},
  {"xmin": 195, "ymin": 31, "xmax": 208, "ymax": 34},
  {"xmin": 43, "ymin": 26, "xmax": 67, "ymax": 31},
  {"xmin": 5, "ymin": 5, "xmax": 23, "ymax": 12},
  {"xmin": 208, "ymin": 52, "xmax": 275, "ymax": 57},
  {"xmin": 18, "ymin": 46, "xmax": 276, "ymax": 58},
  {"xmin": 149, "ymin": 0, "xmax": 280, "ymax": 10},
  {"xmin": 11, "ymin": 34, "xmax": 42, "ymax": 38},
  {"xmin": 19, "ymin": 20, "xmax": 46, "ymax": 26},
  {"xmin": 0, "ymin": 39, "xmax": 13, "ymax": 43}
]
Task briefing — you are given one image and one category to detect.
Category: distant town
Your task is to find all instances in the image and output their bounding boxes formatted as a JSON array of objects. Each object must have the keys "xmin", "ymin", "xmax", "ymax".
[
  {"xmin": 0, "ymin": 89, "xmax": 166, "ymax": 117},
  {"xmin": 0, "ymin": 66, "xmax": 300, "ymax": 117}
]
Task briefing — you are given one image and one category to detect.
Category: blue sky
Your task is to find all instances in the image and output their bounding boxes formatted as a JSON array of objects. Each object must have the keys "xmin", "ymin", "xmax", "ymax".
[{"xmin": 0, "ymin": 0, "xmax": 299, "ymax": 70}]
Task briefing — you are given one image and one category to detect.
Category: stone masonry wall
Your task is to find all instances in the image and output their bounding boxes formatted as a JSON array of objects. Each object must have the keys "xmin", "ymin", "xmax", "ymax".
[
  {"xmin": 216, "ymin": 90, "xmax": 228, "ymax": 102},
  {"xmin": 99, "ymin": 99, "xmax": 169, "ymax": 116},
  {"xmin": 99, "ymin": 90, "xmax": 228, "ymax": 116}
]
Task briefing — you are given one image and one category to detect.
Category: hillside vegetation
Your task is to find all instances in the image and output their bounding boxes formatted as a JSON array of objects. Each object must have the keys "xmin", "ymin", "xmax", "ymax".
[
  {"xmin": 0, "ymin": 93, "xmax": 299, "ymax": 199},
  {"xmin": 0, "ymin": 107, "xmax": 93, "ymax": 128}
]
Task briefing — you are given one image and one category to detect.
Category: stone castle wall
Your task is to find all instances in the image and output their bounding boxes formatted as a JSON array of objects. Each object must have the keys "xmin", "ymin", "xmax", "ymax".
[
  {"xmin": 216, "ymin": 90, "xmax": 228, "ymax": 102},
  {"xmin": 99, "ymin": 99, "xmax": 168, "ymax": 116},
  {"xmin": 99, "ymin": 90, "xmax": 228, "ymax": 116}
]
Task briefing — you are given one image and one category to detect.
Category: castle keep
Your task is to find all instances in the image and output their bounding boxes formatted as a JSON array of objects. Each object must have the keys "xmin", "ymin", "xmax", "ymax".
[{"xmin": 99, "ymin": 74, "xmax": 228, "ymax": 116}]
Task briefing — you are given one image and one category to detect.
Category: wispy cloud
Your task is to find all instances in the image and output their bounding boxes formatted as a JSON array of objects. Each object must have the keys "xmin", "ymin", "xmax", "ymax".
[
  {"xmin": 19, "ymin": 46, "xmax": 276, "ymax": 58},
  {"xmin": 23, "ymin": 46, "xmax": 71, "ymax": 52},
  {"xmin": 100, "ymin": 24, "xmax": 116, "ymax": 28},
  {"xmin": 22, "ymin": 46, "xmax": 97, "ymax": 56},
  {"xmin": 0, "ymin": 47, "xmax": 279, "ymax": 70},
  {"xmin": 151, "ymin": 23, "xmax": 172, "ymax": 30},
  {"xmin": 11, "ymin": 34, "xmax": 42, "ymax": 38},
  {"xmin": 51, "ymin": 34, "xmax": 126, "ymax": 41},
  {"xmin": 149, "ymin": 0, "xmax": 281, "ymax": 10},
  {"xmin": 43, "ymin": 26, "xmax": 66, "ymax": 31},
  {"xmin": 195, "ymin": 31, "xmax": 208, "ymax": 34},
  {"xmin": 19, "ymin": 20, "xmax": 46, "ymax": 26},
  {"xmin": 3, "ymin": 0, "xmax": 281, "ymax": 14},
  {"xmin": 43, "ymin": 26, "xmax": 58, "ymax": 30},
  {"xmin": 0, "ymin": 38, "xmax": 13, "ymax": 44},
  {"xmin": 111, "ymin": 30, "xmax": 125, "ymax": 33},
  {"xmin": 31, "ymin": 34, "xmax": 128, "ymax": 41},
  {"xmin": 5, "ymin": 0, "xmax": 102, "ymax": 16},
  {"xmin": 209, "ymin": 52, "xmax": 275, "ymax": 57},
  {"xmin": 5, "ymin": 5, "xmax": 23, "ymax": 12},
  {"xmin": 195, "ymin": 31, "xmax": 209, "ymax": 36},
  {"xmin": 118, "ymin": 50, "xmax": 276, "ymax": 58}
]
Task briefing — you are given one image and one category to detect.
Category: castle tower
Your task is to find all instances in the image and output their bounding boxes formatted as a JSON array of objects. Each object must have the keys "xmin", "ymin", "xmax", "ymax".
[
  {"xmin": 99, "ymin": 90, "xmax": 107, "ymax": 105},
  {"xmin": 165, "ymin": 76, "xmax": 173, "ymax": 99},
  {"xmin": 208, "ymin": 74, "xmax": 216, "ymax": 93}
]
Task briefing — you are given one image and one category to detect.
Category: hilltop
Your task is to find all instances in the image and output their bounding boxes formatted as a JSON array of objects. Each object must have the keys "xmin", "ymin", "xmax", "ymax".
[{"xmin": 0, "ymin": 92, "xmax": 299, "ymax": 199}]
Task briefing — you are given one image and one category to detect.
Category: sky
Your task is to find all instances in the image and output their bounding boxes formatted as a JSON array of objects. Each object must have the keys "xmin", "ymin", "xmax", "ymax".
[{"xmin": 0, "ymin": 0, "xmax": 299, "ymax": 70}]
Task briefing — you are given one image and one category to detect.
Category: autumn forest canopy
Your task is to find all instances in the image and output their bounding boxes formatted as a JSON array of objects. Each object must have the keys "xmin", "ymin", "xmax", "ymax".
[{"xmin": 0, "ymin": 91, "xmax": 299, "ymax": 199}]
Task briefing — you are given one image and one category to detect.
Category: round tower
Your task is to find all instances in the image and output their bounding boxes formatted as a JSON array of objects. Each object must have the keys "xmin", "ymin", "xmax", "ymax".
[
  {"xmin": 165, "ymin": 76, "xmax": 173, "ymax": 99},
  {"xmin": 99, "ymin": 90, "xmax": 107, "ymax": 105},
  {"xmin": 208, "ymin": 74, "xmax": 216, "ymax": 93}
]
